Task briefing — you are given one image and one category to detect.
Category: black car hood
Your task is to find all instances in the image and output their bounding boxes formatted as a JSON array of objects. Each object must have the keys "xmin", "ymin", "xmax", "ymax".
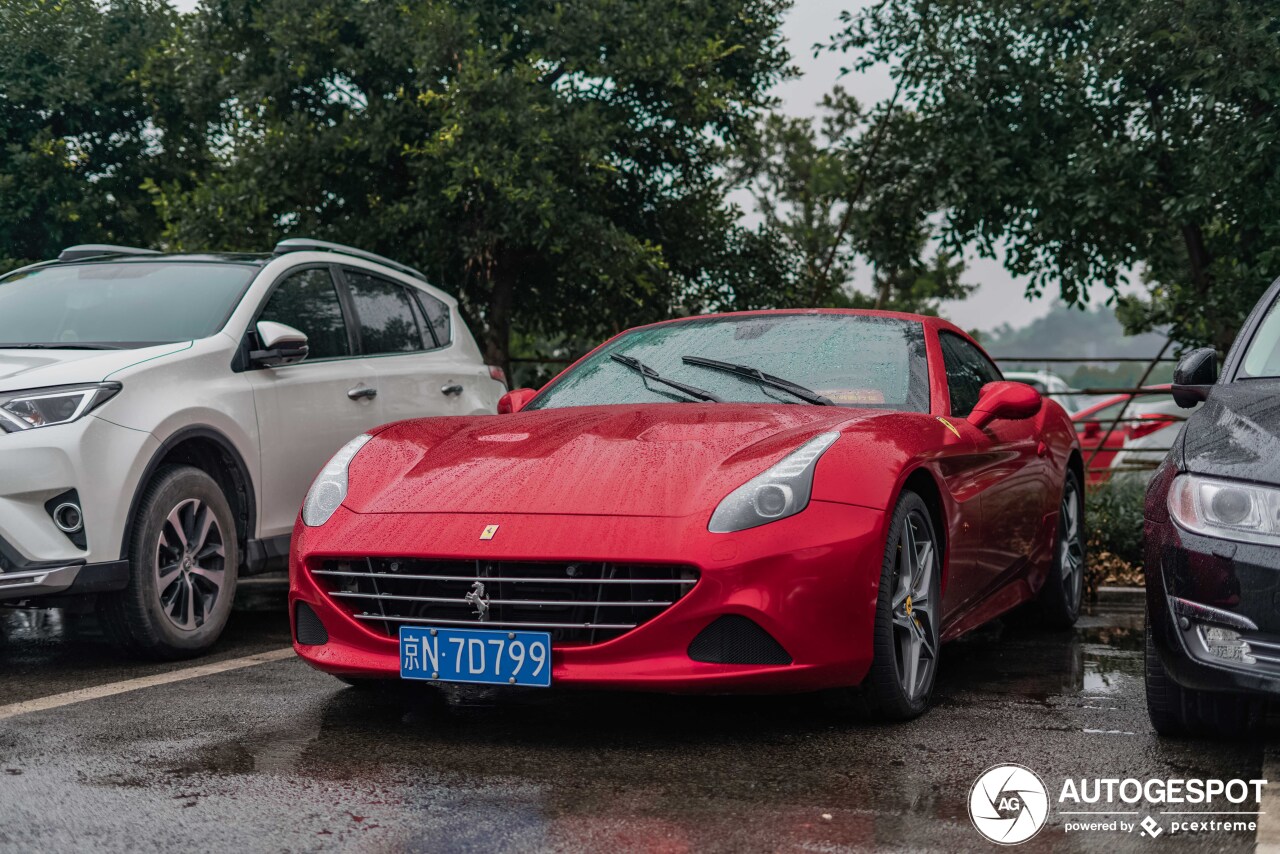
[{"xmin": 1180, "ymin": 379, "xmax": 1280, "ymax": 485}]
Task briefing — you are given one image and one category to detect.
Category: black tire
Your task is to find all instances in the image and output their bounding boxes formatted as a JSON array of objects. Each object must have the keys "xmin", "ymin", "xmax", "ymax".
[
  {"xmin": 99, "ymin": 465, "xmax": 239, "ymax": 660},
  {"xmin": 858, "ymin": 491, "xmax": 942, "ymax": 721},
  {"xmin": 1035, "ymin": 468, "xmax": 1085, "ymax": 629},
  {"xmin": 1145, "ymin": 617, "xmax": 1264, "ymax": 738}
]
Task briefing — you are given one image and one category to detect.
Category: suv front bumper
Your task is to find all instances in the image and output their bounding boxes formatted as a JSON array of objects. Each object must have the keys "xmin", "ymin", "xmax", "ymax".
[{"xmin": 0, "ymin": 413, "xmax": 157, "ymax": 597}]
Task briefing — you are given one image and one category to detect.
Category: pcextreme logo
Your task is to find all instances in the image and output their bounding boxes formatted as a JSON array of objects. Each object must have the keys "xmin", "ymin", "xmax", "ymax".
[
  {"xmin": 969, "ymin": 764, "xmax": 1050, "ymax": 845},
  {"xmin": 967, "ymin": 765, "xmax": 1268, "ymax": 844}
]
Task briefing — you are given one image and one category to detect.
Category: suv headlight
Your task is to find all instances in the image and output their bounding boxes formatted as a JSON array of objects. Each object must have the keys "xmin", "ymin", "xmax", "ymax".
[
  {"xmin": 709, "ymin": 432, "xmax": 839, "ymax": 533},
  {"xmin": 303, "ymin": 434, "xmax": 373, "ymax": 527},
  {"xmin": 1168, "ymin": 473, "xmax": 1280, "ymax": 546},
  {"xmin": 0, "ymin": 383, "xmax": 122, "ymax": 432}
]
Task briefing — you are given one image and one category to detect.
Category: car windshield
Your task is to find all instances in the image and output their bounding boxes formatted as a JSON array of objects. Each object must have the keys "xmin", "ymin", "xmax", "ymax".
[
  {"xmin": 1241, "ymin": 295, "xmax": 1280, "ymax": 378},
  {"xmin": 0, "ymin": 262, "xmax": 257, "ymax": 348},
  {"xmin": 528, "ymin": 313, "xmax": 930, "ymax": 411}
]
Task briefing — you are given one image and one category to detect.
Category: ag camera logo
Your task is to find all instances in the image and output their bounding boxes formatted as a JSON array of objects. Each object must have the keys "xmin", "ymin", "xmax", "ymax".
[{"xmin": 969, "ymin": 764, "xmax": 1050, "ymax": 845}]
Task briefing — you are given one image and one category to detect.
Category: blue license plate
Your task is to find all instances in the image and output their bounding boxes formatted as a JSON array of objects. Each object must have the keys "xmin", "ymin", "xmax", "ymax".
[{"xmin": 399, "ymin": 625, "xmax": 552, "ymax": 687}]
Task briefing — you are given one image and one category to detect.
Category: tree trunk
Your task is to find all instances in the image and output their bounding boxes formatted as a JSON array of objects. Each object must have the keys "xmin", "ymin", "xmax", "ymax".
[{"xmin": 481, "ymin": 258, "xmax": 515, "ymax": 383}]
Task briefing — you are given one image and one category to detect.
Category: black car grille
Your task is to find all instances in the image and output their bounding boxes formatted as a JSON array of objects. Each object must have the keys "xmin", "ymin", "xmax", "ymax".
[{"xmin": 312, "ymin": 558, "xmax": 699, "ymax": 645}]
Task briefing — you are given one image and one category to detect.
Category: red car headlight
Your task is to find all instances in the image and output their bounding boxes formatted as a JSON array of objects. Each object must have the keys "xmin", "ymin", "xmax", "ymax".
[{"xmin": 708, "ymin": 432, "xmax": 839, "ymax": 533}]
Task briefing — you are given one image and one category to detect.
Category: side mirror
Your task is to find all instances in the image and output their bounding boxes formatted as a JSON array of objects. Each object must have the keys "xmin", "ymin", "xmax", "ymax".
[
  {"xmin": 498, "ymin": 388, "xmax": 537, "ymax": 414},
  {"xmin": 1172, "ymin": 347, "xmax": 1217, "ymax": 408},
  {"xmin": 968, "ymin": 381, "xmax": 1042, "ymax": 429},
  {"xmin": 250, "ymin": 321, "xmax": 309, "ymax": 368}
]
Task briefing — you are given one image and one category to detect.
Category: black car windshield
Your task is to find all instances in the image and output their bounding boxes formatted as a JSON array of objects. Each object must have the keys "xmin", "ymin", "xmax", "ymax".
[
  {"xmin": 0, "ymin": 262, "xmax": 257, "ymax": 348},
  {"xmin": 528, "ymin": 313, "xmax": 930, "ymax": 411},
  {"xmin": 1241, "ymin": 295, "xmax": 1280, "ymax": 378}
]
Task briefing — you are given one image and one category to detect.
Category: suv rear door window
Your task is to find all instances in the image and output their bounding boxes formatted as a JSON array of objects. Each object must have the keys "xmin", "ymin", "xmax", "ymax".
[{"xmin": 343, "ymin": 270, "xmax": 428, "ymax": 355}]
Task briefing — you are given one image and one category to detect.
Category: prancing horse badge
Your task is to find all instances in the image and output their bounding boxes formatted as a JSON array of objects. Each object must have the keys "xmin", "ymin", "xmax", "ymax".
[{"xmin": 480, "ymin": 524, "xmax": 499, "ymax": 540}]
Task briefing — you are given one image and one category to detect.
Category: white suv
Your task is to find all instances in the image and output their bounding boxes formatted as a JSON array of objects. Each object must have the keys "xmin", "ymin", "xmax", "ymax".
[{"xmin": 0, "ymin": 239, "xmax": 504, "ymax": 657}]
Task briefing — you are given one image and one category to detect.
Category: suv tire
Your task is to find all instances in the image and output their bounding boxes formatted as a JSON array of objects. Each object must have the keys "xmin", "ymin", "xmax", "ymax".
[{"xmin": 99, "ymin": 465, "xmax": 239, "ymax": 660}]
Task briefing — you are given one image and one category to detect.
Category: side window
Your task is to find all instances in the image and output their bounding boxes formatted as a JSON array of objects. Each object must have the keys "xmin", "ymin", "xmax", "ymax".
[
  {"xmin": 940, "ymin": 332, "xmax": 1003, "ymax": 416},
  {"xmin": 417, "ymin": 290, "xmax": 452, "ymax": 348},
  {"xmin": 258, "ymin": 268, "xmax": 350, "ymax": 359},
  {"xmin": 344, "ymin": 270, "xmax": 428, "ymax": 355}
]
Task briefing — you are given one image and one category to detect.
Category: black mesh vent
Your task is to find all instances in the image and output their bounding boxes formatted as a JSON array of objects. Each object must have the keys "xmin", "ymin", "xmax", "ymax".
[
  {"xmin": 688, "ymin": 615, "xmax": 792, "ymax": 665},
  {"xmin": 295, "ymin": 602, "xmax": 329, "ymax": 646}
]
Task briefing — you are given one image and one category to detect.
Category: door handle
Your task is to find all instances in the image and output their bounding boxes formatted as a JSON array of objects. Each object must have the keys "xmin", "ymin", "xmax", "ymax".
[
  {"xmin": 441, "ymin": 383, "xmax": 464, "ymax": 397},
  {"xmin": 347, "ymin": 386, "xmax": 378, "ymax": 401}
]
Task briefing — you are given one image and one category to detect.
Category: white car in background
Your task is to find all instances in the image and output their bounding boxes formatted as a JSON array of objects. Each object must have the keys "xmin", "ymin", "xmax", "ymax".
[
  {"xmin": 0, "ymin": 239, "xmax": 505, "ymax": 658},
  {"xmin": 1003, "ymin": 370, "xmax": 1087, "ymax": 414}
]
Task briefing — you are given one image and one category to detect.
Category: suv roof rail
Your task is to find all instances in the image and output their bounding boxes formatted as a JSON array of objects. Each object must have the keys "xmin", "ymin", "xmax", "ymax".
[
  {"xmin": 58, "ymin": 244, "xmax": 161, "ymax": 263},
  {"xmin": 273, "ymin": 238, "xmax": 426, "ymax": 281}
]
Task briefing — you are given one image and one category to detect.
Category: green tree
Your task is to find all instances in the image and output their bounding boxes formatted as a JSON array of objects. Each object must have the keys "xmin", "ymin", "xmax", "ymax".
[
  {"xmin": 734, "ymin": 87, "xmax": 972, "ymax": 314},
  {"xmin": 148, "ymin": 0, "xmax": 790, "ymax": 371},
  {"xmin": 835, "ymin": 0, "xmax": 1280, "ymax": 351},
  {"xmin": 0, "ymin": 0, "xmax": 178, "ymax": 272}
]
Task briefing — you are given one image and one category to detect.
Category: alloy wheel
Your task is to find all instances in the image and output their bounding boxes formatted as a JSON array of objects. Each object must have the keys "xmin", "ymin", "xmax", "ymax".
[
  {"xmin": 890, "ymin": 510, "xmax": 938, "ymax": 703},
  {"xmin": 154, "ymin": 497, "xmax": 226, "ymax": 631},
  {"xmin": 1059, "ymin": 480, "xmax": 1084, "ymax": 613}
]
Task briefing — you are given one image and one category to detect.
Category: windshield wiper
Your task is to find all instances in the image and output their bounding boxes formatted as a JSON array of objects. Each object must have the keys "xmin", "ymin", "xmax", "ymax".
[
  {"xmin": 610, "ymin": 353, "xmax": 722, "ymax": 402},
  {"xmin": 681, "ymin": 356, "xmax": 834, "ymax": 406},
  {"xmin": 0, "ymin": 343, "xmax": 123, "ymax": 350}
]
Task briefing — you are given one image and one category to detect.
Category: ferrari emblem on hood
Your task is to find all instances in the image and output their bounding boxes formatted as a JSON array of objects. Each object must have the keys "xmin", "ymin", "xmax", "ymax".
[{"xmin": 480, "ymin": 524, "xmax": 499, "ymax": 540}]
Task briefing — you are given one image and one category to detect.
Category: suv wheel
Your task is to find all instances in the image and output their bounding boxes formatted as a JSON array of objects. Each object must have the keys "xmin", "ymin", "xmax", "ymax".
[
  {"xmin": 1145, "ymin": 617, "xmax": 1264, "ymax": 738},
  {"xmin": 99, "ymin": 465, "xmax": 239, "ymax": 660}
]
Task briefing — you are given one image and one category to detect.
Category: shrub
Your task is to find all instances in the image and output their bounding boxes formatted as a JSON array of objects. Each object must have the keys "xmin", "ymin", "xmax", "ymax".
[{"xmin": 1085, "ymin": 477, "xmax": 1147, "ymax": 591}]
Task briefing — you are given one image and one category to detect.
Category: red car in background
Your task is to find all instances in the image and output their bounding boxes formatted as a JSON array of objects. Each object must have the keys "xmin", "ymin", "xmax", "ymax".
[
  {"xmin": 289, "ymin": 309, "xmax": 1082, "ymax": 721},
  {"xmin": 1072, "ymin": 385, "xmax": 1180, "ymax": 482}
]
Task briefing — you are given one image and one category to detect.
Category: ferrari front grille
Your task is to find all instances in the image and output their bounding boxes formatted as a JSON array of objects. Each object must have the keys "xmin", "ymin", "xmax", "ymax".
[{"xmin": 311, "ymin": 558, "xmax": 699, "ymax": 644}]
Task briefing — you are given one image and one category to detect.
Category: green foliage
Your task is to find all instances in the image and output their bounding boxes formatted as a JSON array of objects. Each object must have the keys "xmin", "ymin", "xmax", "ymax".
[
  {"xmin": 835, "ymin": 0, "xmax": 1280, "ymax": 351},
  {"xmin": 142, "ymin": 0, "xmax": 790, "ymax": 368},
  {"xmin": 1086, "ymin": 477, "xmax": 1147, "ymax": 569},
  {"xmin": 733, "ymin": 87, "xmax": 973, "ymax": 314},
  {"xmin": 0, "ymin": 0, "xmax": 179, "ymax": 260}
]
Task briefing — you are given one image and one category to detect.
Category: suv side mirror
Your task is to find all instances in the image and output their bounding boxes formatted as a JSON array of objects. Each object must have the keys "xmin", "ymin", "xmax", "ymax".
[
  {"xmin": 1172, "ymin": 347, "xmax": 1217, "ymax": 408},
  {"xmin": 251, "ymin": 321, "xmax": 309, "ymax": 368},
  {"xmin": 968, "ymin": 381, "xmax": 1042, "ymax": 429},
  {"xmin": 498, "ymin": 388, "xmax": 537, "ymax": 414}
]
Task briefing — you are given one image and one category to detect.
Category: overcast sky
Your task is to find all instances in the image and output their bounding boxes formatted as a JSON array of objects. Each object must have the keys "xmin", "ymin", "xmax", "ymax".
[{"xmin": 167, "ymin": 0, "xmax": 1123, "ymax": 331}]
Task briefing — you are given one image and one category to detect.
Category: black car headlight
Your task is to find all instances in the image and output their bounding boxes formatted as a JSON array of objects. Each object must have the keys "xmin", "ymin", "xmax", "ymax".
[
  {"xmin": 709, "ymin": 432, "xmax": 839, "ymax": 533},
  {"xmin": 0, "ymin": 383, "xmax": 122, "ymax": 432},
  {"xmin": 1168, "ymin": 473, "xmax": 1280, "ymax": 546}
]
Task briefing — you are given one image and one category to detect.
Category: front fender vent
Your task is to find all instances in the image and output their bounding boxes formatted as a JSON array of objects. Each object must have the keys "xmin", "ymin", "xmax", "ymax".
[{"xmin": 688, "ymin": 615, "xmax": 792, "ymax": 665}]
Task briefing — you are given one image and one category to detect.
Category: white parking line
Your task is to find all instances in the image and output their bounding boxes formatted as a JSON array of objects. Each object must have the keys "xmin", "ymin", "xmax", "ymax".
[
  {"xmin": 1258, "ymin": 745, "xmax": 1280, "ymax": 852},
  {"xmin": 0, "ymin": 647, "xmax": 296, "ymax": 722}
]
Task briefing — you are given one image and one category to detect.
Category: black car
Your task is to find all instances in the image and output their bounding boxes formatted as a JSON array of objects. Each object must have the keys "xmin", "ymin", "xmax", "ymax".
[{"xmin": 1145, "ymin": 277, "xmax": 1280, "ymax": 737}]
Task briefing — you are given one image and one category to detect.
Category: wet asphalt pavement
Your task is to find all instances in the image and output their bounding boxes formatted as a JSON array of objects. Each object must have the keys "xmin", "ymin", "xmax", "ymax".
[{"xmin": 0, "ymin": 586, "xmax": 1271, "ymax": 853}]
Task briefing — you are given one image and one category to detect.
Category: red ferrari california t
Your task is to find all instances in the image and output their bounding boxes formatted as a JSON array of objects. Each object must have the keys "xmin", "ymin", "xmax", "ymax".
[{"xmin": 289, "ymin": 309, "xmax": 1083, "ymax": 719}]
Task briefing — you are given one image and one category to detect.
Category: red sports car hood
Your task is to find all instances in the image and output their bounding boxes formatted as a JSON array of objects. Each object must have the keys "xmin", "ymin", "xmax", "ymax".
[{"xmin": 344, "ymin": 404, "xmax": 882, "ymax": 518}]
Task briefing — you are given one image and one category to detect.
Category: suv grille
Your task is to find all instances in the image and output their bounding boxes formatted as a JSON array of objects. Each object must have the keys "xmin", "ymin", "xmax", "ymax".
[{"xmin": 312, "ymin": 558, "xmax": 699, "ymax": 645}]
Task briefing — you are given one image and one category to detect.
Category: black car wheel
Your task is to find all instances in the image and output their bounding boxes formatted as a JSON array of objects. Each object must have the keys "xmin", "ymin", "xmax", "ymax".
[
  {"xmin": 99, "ymin": 465, "xmax": 239, "ymax": 660},
  {"xmin": 1145, "ymin": 616, "xmax": 1264, "ymax": 738},
  {"xmin": 859, "ymin": 490, "xmax": 942, "ymax": 721},
  {"xmin": 1035, "ymin": 468, "xmax": 1085, "ymax": 629}
]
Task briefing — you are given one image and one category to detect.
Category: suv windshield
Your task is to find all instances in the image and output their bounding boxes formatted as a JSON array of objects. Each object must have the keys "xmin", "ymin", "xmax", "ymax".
[
  {"xmin": 0, "ymin": 262, "xmax": 257, "ymax": 348},
  {"xmin": 528, "ymin": 313, "xmax": 930, "ymax": 411},
  {"xmin": 1241, "ymin": 295, "xmax": 1280, "ymax": 378}
]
